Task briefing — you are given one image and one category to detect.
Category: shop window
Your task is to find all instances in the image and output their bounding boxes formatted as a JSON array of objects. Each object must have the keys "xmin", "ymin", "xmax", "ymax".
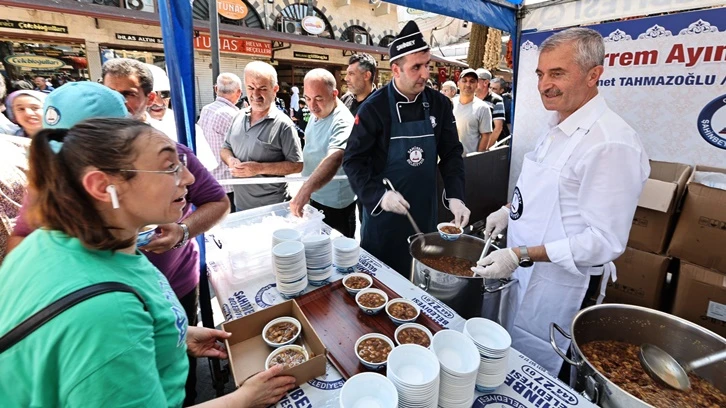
[
  {"xmin": 192, "ymin": 0, "xmax": 263, "ymax": 28},
  {"xmin": 275, "ymin": 4, "xmax": 334, "ymax": 39},
  {"xmin": 378, "ymin": 35, "xmax": 395, "ymax": 48},
  {"xmin": 0, "ymin": 39, "xmax": 90, "ymax": 85},
  {"xmin": 340, "ymin": 26, "xmax": 372, "ymax": 46}
]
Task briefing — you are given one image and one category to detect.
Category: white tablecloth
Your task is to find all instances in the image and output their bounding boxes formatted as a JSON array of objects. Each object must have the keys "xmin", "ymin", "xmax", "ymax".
[{"xmin": 204, "ymin": 227, "xmax": 596, "ymax": 408}]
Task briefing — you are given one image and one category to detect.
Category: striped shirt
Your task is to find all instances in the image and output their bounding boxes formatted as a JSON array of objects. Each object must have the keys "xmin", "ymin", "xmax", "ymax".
[{"xmin": 198, "ymin": 97, "xmax": 239, "ymax": 192}]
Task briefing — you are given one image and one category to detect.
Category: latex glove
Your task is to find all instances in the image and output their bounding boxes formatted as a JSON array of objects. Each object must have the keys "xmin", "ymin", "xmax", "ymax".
[
  {"xmin": 485, "ymin": 206, "xmax": 510, "ymax": 237},
  {"xmin": 471, "ymin": 248, "xmax": 519, "ymax": 279},
  {"xmin": 449, "ymin": 198, "xmax": 470, "ymax": 228},
  {"xmin": 380, "ymin": 191, "xmax": 410, "ymax": 215}
]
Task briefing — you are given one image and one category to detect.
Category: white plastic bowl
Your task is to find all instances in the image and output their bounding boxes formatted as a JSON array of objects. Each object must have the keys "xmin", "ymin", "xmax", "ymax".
[
  {"xmin": 342, "ymin": 273, "xmax": 373, "ymax": 295},
  {"xmin": 431, "ymin": 330, "xmax": 480, "ymax": 376},
  {"xmin": 272, "ymin": 241, "xmax": 305, "ymax": 258},
  {"xmin": 340, "ymin": 372, "xmax": 398, "ymax": 408},
  {"xmin": 394, "ymin": 323, "xmax": 433, "ymax": 348},
  {"xmin": 264, "ymin": 344, "xmax": 309, "ymax": 370},
  {"xmin": 385, "ymin": 298, "xmax": 421, "ymax": 325},
  {"xmin": 262, "ymin": 316, "xmax": 302, "ymax": 348},
  {"xmin": 387, "ymin": 344, "xmax": 440, "ymax": 386},
  {"xmin": 272, "ymin": 228, "xmax": 302, "ymax": 245},
  {"xmin": 355, "ymin": 288, "xmax": 388, "ymax": 315},
  {"xmin": 437, "ymin": 222, "xmax": 463, "ymax": 241},
  {"xmin": 354, "ymin": 333, "xmax": 395, "ymax": 370},
  {"xmin": 464, "ymin": 317, "xmax": 512, "ymax": 352}
]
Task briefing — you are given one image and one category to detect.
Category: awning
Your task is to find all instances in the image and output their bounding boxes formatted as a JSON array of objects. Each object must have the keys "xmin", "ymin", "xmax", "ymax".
[{"xmin": 67, "ymin": 56, "xmax": 88, "ymax": 68}]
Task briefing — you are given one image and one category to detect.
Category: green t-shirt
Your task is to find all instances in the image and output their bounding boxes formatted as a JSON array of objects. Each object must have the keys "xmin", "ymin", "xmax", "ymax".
[{"xmin": 0, "ymin": 230, "xmax": 189, "ymax": 407}]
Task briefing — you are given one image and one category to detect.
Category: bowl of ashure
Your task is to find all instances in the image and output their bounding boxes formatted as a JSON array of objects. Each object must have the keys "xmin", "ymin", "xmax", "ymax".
[
  {"xmin": 262, "ymin": 316, "xmax": 301, "ymax": 347},
  {"xmin": 265, "ymin": 345, "xmax": 309, "ymax": 370},
  {"xmin": 137, "ymin": 225, "xmax": 157, "ymax": 247},
  {"xmin": 437, "ymin": 222, "xmax": 462, "ymax": 241}
]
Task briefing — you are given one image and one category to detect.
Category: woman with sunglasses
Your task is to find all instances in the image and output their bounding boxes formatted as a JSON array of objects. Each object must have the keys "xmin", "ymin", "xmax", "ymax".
[{"xmin": 0, "ymin": 118, "xmax": 295, "ymax": 407}]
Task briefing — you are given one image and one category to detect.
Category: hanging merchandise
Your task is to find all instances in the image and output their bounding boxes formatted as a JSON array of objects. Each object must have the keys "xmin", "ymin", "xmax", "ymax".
[{"xmin": 483, "ymin": 28, "xmax": 502, "ymax": 71}]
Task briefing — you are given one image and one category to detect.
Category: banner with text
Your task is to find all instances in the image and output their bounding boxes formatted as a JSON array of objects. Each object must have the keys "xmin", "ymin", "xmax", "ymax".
[{"xmin": 512, "ymin": 7, "xmax": 726, "ymax": 195}]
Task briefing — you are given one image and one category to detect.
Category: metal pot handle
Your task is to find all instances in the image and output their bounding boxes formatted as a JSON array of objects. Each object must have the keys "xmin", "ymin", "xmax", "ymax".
[
  {"xmin": 483, "ymin": 278, "xmax": 518, "ymax": 293},
  {"xmin": 549, "ymin": 323, "xmax": 582, "ymax": 367},
  {"xmin": 419, "ymin": 269, "xmax": 431, "ymax": 291},
  {"xmin": 582, "ymin": 375, "xmax": 600, "ymax": 404},
  {"xmin": 407, "ymin": 233, "xmax": 424, "ymax": 244}
]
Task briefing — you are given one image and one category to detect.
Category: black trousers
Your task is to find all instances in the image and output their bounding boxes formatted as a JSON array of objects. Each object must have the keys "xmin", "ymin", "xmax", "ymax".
[
  {"xmin": 311, "ymin": 200, "xmax": 357, "ymax": 238},
  {"xmin": 179, "ymin": 286, "xmax": 199, "ymax": 407},
  {"xmin": 226, "ymin": 192, "xmax": 236, "ymax": 213}
]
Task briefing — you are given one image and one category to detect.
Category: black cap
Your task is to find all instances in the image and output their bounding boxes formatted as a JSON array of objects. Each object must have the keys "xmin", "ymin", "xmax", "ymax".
[{"xmin": 389, "ymin": 21, "xmax": 429, "ymax": 63}]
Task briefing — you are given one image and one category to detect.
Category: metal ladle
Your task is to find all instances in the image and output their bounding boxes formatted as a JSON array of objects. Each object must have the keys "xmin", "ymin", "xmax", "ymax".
[
  {"xmin": 639, "ymin": 343, "xmax": 726, "ymax": 391},
  {"xmin": 382, "ymin": 178, "xmax": 443, "ymax": 255}
]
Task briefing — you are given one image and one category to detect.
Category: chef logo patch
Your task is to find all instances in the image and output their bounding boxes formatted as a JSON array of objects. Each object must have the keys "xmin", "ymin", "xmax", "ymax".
[
  {"xmin": 430, "ymin": 115, "xmax": 437, "ymax": 128},
  {"xmin": 407, "ymin": 146, "xmax": 424, "ymax": 166},
  {"xmin": 510, "ymin": 187, "xmax": 523, "ymax": 220}
]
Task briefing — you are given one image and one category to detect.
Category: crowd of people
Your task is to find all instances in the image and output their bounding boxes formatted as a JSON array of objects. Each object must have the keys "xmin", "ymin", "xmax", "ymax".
[{"xmin": 0, "ymin": 19, "xmax": 648, "ymax": 408}]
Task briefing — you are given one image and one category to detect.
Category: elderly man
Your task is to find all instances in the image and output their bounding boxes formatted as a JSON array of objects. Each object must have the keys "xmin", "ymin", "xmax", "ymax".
[
  {"xmin": 343, "ymin": 21, "xmax": 470, "ymax": 276},
  {"xmin": 101, "ymin": 58, "xmax": 230, "ymax": 404},
  {"xmin": 221, "ymin": 61, "xmax": 303, "ymax": 211},
  {"xmin": 440, "ymin": 80, "xmax": 457, "ymax": 100},
  {"xmin": 341, "ymin": 53, "xmax": 377, "ymax": 116},
  {"xmin": 198, "ymin": 73, "xmax": 242, "ymax": 211},
  {"xmin": 453, "ymin": 69, "xmax": 492, "ymax": 154},
  {"xmin": 473, "ymin": 28, "xmax": 649, "ymax": 375},
  {"xmin": 290, "ymin": 69, "xmax": 356, "ymax": 238},
  {"xmin": 474, "ymin": 69, "xmax": 508, "ymax": 149},
  {"xmin": 33, "ymin": 76, "xmax": 54, "ymax": 94}
]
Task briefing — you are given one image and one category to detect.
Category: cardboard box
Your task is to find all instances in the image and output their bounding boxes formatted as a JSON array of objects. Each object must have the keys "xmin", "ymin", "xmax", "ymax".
[
  {"xmin": 671, "ymin": 262, "xmax": 726, "ymax": 338},
  {"xmin": 668, "ymin": 165, "xmax": 726, "ymax": 272},
  {"xmin": 222, "ymin": 300, "xmax": 326, "ymax": 387},
  {"xmin": 605, "ymin": 247, "xmax": 670, "ymax": 309},
  {"xmin": 628, "ymin": 160, "xmax": 691, "ymax": 254}
]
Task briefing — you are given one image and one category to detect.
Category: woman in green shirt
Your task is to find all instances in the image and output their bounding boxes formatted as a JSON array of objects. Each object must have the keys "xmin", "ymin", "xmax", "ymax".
[{"xmin": 0, "ymin": 118, "xmax": 295, "ymax": 407}]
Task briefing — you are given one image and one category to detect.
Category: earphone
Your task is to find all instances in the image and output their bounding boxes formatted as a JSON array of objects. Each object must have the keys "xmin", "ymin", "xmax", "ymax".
[{"xmin": 106, "ymin": 185, "xmax": 120, "ymax": 209}]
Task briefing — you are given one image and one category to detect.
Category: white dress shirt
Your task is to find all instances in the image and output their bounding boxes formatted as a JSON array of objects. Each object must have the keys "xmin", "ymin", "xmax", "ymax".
[{"xmin": 535, "ymin": 94, "xmax": 650, "ymax": 276}]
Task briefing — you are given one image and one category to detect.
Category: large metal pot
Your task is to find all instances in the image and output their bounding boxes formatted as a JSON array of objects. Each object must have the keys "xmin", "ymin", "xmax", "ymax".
[
  {"xmin": 409, "ymin": 232, "xmax": 516, "ymax": 320},
  {"xmin": 550, "ymin": 304, "xmax": 726, "ymax": 407}
]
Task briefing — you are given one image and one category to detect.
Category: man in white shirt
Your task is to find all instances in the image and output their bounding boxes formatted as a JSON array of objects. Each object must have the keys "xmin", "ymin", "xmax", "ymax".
[
  {"xmin": 453, "ymin": 69, "xmax": 492, "ymax": 154},
  {"xmin": 473, "ymin": 28, "xmax": 650, "ymax": 375}
]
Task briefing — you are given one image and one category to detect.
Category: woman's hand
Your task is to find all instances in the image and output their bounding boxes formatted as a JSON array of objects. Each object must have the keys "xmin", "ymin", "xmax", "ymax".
[
  {"xmin": 186, "ymin": 326, "xmax": 230, "ymax": 359},
  {"xmin": 238, "ymin": 365, "xmax": 297, "ymax": 408}
]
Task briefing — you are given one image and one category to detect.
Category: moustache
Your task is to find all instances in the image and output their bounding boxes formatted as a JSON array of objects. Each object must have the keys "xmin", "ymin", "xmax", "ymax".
[{"xmin": 542, "ymin": 88, "xmax": 563, "ymax": 98}]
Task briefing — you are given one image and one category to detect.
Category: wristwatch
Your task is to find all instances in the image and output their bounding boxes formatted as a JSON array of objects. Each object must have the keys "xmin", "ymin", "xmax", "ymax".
[
  {"xmin": 172, "ymin": 222, "xmax": 190, "ymax": 249},
  {"xmin": 518, "ymin": 245, "xmax": 534, "ymax": 268}
]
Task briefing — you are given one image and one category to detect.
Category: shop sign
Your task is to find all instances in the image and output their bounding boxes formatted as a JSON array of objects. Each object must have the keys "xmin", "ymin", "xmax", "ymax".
[
  {"xmin": 194, "ymin": 34, "xmax": 271, "ymax": 57},
  {"xmin": 217, "ymin": 0, "xmax": 248, "ymax": 20},
  {"xmin": 301, "ymin": 16, "xmax": 325, "ymax": 35},
  {"xmin": 5, "ymin": 55, "xmax": 65, "ymax": 69},
  {"xmin": 294, "ymin": 51, "xmax": 329, "ymax": 61},
  {"xmin": 115, "ymin": 33, "xmax": 164, "ymax": 44},
  {"xmin": 0, "ymin": 19, "xmax": 68, "ymax": 34}
]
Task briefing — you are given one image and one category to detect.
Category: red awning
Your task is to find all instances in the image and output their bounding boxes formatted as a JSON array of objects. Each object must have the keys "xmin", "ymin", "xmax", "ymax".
[{"xmin": 68, "ymin": 56, "xmax": 88, "ymax": 68}]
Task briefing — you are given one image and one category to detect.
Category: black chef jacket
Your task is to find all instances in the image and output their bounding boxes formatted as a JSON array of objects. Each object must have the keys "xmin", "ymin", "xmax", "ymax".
[{"xmin": 343, "ymin": 82, "xmax": 465, "ymax": 212}]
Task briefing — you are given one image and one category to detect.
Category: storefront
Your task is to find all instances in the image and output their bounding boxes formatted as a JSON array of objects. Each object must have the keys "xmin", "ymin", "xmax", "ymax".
[{"xmin": 0, "ymin": 28, "xmax": 90, "ymax": 86}]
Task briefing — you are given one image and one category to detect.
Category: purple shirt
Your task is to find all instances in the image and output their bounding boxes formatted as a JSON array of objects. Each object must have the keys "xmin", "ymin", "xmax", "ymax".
[{"xmin": 12, "ymin": 143, "xmax": 226, "ymax": 298}]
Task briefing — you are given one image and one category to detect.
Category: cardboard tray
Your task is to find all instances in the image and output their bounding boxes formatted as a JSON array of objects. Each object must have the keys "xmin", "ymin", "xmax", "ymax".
[
  {"xmin": 222, "ymin": 300, "xmax": 327, "ymax": 387},
  {"xmin": 295, "ymin": 276, "xmax": 443, "ymax": 379}
]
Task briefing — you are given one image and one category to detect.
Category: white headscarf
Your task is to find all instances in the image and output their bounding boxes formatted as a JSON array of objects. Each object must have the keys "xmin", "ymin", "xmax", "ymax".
[{"xmin": 290, "ymin": 86, "xmax": 300, "ymax": 112}]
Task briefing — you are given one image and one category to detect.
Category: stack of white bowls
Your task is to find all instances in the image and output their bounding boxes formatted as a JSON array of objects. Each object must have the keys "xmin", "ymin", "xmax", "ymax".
[
  {"xmin": 332, "ymin": 237, "xmax": 360, "ymax": 274},
  {"xmin": 301, "ymin": 234, "xmax": 333, "ymax": 286},
  {"xmin": 339, "ymin": 372, "xmax": 398, "ymax": 408},
  {"xmin": 271, "ymin": 241, "xmax": 308, "ymax": 299},
  {"xmin": 272, "ymin": 228, "xmax": 302, "ymax": 247},
  {"xmin": 431, "ymin": 330, "xmax": 479, "ymax": 408},
  {"xmin": 464, "ymin": 318, "xmax": 511, "ymax": 393},
  {"xmin": 386, "ymin": 344, "xmax": 440, "ymax": 408}
]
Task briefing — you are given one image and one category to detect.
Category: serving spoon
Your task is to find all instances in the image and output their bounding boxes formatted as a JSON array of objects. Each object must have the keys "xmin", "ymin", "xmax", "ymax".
[
  {"xmin": 382, "ymin": 178, "xmax": 443, "ymax": 256},
  {"xmin": 638, "ymin": 343, "xmax": 726, "ymax": 391}
]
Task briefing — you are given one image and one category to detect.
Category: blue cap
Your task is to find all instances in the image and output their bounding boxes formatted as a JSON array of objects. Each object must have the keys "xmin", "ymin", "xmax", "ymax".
[{"xmin": 43, "ymin": 82, "xmax": 128, "ymax": 129}]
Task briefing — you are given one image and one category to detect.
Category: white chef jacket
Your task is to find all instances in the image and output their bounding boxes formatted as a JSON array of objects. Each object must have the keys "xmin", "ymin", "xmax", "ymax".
[{"xmin": 533, "ymin": 94, "xmax": 650, "ymax": 276}]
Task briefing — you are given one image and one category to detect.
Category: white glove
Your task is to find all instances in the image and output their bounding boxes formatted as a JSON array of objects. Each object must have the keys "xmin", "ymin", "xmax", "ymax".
[
  {"xmin": 485, "ymin": 206, "xmax": 510, "ymax": 237},
  {"xmin": 449, "ymin": 198, "xmax": 471, "ymax": 228},
  {"xmin": 380, "ymin": 191, "xmax": 410, "ymax": 215},
  {"xmin": 471, "ymin": 248, "xmax": 519, "ymax": 279}
]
